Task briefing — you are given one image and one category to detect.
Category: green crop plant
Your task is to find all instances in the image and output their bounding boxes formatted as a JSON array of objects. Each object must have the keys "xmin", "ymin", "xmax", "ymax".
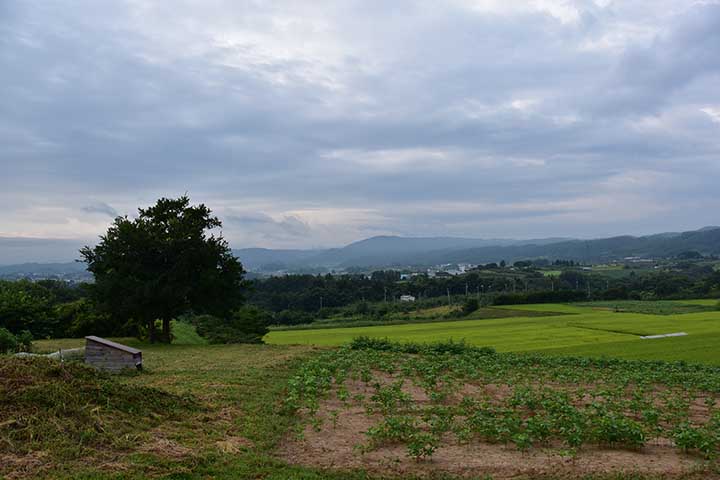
[
  {"xmin": 406, "ymin": 431, "xmax": 439, "ymax": 460},
  {"xmin": 283, "ymin": 339, "xmax": 720, "ymax": 461}
]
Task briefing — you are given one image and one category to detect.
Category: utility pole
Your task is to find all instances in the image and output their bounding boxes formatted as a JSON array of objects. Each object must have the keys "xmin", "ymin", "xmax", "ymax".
[
  {"xmin": 465, "ymin": 283, "xmax": 469, "ymax": 297},
  {"xmin": 320, "ymin": 296, "xmax": 323, "ymax": 310},
  {"xmin": 476, "ymin": 285, "xmax": 480, "ymax": 301},
  {"xmin": 384, "ymin": 287, "xmax": 387, "ymax": 302},
  {"xmin": 447, "ymin": 288, "xmax": 451, "ymax": 305}
]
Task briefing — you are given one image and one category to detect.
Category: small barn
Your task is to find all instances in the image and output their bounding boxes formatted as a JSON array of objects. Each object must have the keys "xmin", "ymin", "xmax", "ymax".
[{"xmin": 84, "ymin": 336, "xmax": 143, "ymax": 373}]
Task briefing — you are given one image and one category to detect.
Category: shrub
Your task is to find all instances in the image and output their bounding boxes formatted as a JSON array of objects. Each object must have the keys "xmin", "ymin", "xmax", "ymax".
[
  {"xmin": 53, "ymin": 299, "xmax": 117, "ymax": 338},
  {"xmin": 354, "ymin": 301, "xmax": 371, "ymax": 316},
  {"xmin": 274, "ymin": 309, "xmax": 314, "ymax": 326},
  {"xmin": 0, "ymin": 280, "xmax": 56, "ymax": 338},
  {"xmin": 193, "ymin": 306, "xmax": 271, "ymax": 344},
  {"xmin": 0, "ymin": 328, "xmax": 32, "ymax": 354},
  {"xmin": 0, "ymin": 327, "xmax": 18, "ymax": 354},
  {"xmin": 349, "ymin": 336, "xmax": 495, "ymax": 356},
  {"xmin": 15, "ymin": 330, "xmax": 33, "ymax": 352},
  {"xmin": 462, "ymin": 298, "xmax": 480, "ymax": 315}
]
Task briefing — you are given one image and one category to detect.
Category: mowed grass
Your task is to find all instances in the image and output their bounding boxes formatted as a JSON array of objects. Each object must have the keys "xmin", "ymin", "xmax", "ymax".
[
  {"xmin": 534, "ymin": 332, "xmax": 720, "ymax": 363},
  {"xmin": 576, "ymin": 299, "xmax": 718, "ymax": 315},
  {"xmin": 3, "ymin": 342, "xmax": 326, "ymax": 479},
  {"xmin": 8, "ymin": 334, "xmax": 710, "ymax": 480},
  {"xmin": 33, "ymin": 320, "xmax": 206, "ymax": 353},
  {"xmin": 266, "ymin": 301, "xmax": 720, "ymax": 365}
]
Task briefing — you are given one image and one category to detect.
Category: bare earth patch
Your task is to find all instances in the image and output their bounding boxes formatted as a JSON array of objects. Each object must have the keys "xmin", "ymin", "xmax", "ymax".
[
  {"xmin": 0, "ymin": 452, "xmax": 50, "ymax": 480},
  {"xmin": 216, "ymin": 435, "xmax": 254, "ymax": 454},
  {"xmin": 139, "ymin": 428, "xmax": 195, "ymax": 460},
  {"xmin": 278, "ymin": 376, "xmax": 718, "ymax": 479}
]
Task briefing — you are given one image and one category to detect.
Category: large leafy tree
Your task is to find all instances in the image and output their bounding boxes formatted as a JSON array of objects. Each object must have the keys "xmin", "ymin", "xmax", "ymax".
[
  {"xmin": 0, "ymin": 280, "xmax": 56, "ymax": 337},
  {"xmin": 81, "ymin": 196, "xmax": 245, "ymax": 343}
]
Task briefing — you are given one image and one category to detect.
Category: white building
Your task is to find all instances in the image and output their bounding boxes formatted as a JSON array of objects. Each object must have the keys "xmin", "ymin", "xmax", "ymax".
[{"xmin": 400, "ymin": 294, "xmax": 416, "ymax": 302}]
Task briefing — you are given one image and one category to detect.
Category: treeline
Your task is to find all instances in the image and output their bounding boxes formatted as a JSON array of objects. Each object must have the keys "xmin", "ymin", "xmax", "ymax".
[
  {"xmin": 492, "ymin": 290, "xmax": 588, "ymax": 305},
  {"xmin": 0, "ymin": 279, "xmax": 120, "ymax": 340},
  {"xmin": 247, "ymin": 267, "xmax": 720, "ymax": 315},
  {"xmin": 3, "ymin": 263, "xmax": 720, "ymax": 337},
  {"xmin": 247, "ymin": 270, "xmax": 552, "ymax": 313}
]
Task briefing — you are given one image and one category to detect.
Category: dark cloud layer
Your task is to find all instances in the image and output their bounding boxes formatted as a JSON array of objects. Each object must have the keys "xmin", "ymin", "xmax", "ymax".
[{"xmin": 1, "ymin": 0, "xmax": 719, "ymax": 249}]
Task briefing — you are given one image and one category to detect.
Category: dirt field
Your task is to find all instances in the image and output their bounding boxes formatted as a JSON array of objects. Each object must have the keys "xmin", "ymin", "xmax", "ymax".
[
  {"xmin": 280, "ymin": 341, "xmax": 720, "ymax": 479},
  {"xmin": 280, "ymin": 376, "xmax": 713, "ymax": 479}
]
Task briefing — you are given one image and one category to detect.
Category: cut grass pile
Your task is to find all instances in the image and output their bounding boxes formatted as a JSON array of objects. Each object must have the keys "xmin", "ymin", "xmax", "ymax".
[
  {"xmin": 0, "ymin": 357, "xmax": 195, "ymax": 474},
  {"xmin": 1, "ymin": 343, "xmax": 328, "ymax": 479}
]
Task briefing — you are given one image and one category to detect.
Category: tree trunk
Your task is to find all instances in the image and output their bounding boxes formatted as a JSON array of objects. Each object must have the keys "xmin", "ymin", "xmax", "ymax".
[
  {"xmin": 148, "ymin": 320, "xmax": 158, "ymax": 343},
  {"xmin": 161, "ymin": 318, "xmax": 171, "ymax": 343}
]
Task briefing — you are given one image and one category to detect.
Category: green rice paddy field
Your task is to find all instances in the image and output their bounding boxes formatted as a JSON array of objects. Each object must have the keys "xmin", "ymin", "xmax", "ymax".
[{"xmin": 266, "ymin": 299, "xmax": 720, "ymax": 364}]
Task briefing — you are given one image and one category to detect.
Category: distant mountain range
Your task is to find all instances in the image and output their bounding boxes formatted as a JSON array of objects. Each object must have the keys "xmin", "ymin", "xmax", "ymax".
[
  {"xmin": 1, "ymin": 227, "xmax": 719, "ymax": 277},
  {"xmin": 0, "ymin": 237, "xmax": 89, "ymax": 265},
  {"xmin": 234, "ymin": 227, "xmax": 720, "ymax": 272},
  {"xmin": 0, "ymin": 261, "xmax": 91, "ymax": 281},
  {"xmin": 234, "ymin": 236, "xmax": 569, "ymax": 271}
]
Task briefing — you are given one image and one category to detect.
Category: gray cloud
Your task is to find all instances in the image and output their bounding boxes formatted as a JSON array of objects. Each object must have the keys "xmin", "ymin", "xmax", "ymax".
[
  {"xmin": 81, "ymin": 202, "xmax": 118, "ymax": 218},
  {"xmin": 1, "ymin": 0, "xmax": 719, "ymax": 250},
  {"xmin": 226, "ymin": 213, "xmax": 312, "ymax": 242}
]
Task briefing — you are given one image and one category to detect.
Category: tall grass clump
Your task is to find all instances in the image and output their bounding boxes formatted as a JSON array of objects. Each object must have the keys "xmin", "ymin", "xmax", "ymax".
[{"xmin": 349, "ymin": 336, "xmax": 495, "ymax": 356}]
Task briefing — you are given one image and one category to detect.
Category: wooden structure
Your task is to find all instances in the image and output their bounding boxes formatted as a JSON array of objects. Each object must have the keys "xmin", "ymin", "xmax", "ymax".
[{"xmin": 84, "ymin": 336, "xmax": 142, "ymax": 372}]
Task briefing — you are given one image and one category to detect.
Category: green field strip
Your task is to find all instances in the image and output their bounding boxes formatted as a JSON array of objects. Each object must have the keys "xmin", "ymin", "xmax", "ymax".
[
  {"xmin": 681, "ymin": 299, "xmax": 719, "ymax": 306},
  {"xmin": 490, "ymin": 303, "xmax": 589, "ymax": 314},
  {"xmin": 266, "ymin": 302, "xmax": 720, "ymax": 364},
  {"xmin": 532, "ymin": 331, "xmax": 720, "ymax": 365}
]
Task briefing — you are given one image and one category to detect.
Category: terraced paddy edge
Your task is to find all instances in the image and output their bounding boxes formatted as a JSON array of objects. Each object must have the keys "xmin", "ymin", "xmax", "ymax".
[
  {"xmin": 272, "ymin": 306, "xmax": 567, "ymax": 331},
  {"xmin": 266, "ymin": 303, "xmax": 720, "ymax": 365},
  {"xmin": 576, "ymin": 300, "xmax": 719, "ymax": 315}
]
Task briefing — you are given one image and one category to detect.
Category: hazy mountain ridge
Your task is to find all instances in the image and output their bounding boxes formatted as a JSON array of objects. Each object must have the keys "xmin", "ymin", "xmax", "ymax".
[
  {"xmin": 234, "ymin": 235, "xmax": 573, "ymax": 270},
  {"xmin": 1, "ymin": 227, "xmax": 718, "ymax": 275},
  {"xmin": 233, "ymin": 227, "xmax": 720, "ymax": 271},
  {"xmin": 395, "ymin": 228, "xmax": 720, "ymax": 267}
]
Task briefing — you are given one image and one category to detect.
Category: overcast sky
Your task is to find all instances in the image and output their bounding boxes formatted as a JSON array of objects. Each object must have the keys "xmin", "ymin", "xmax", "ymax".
[{"xmin": 1, "ymin": 0, "xmax": 719, "ymax": 250}]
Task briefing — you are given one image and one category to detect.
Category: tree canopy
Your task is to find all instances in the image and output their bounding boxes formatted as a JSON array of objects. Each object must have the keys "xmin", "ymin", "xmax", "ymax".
[{"xmin": 80, "ymin": 196, "xmax": 245, "ymax": 342}]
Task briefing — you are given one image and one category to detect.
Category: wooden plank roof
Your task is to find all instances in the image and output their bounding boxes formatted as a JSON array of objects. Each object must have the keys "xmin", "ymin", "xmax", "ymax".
[{"xmin": 85, "ymin": 336, "xmax": 142, "ymax": 355}]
